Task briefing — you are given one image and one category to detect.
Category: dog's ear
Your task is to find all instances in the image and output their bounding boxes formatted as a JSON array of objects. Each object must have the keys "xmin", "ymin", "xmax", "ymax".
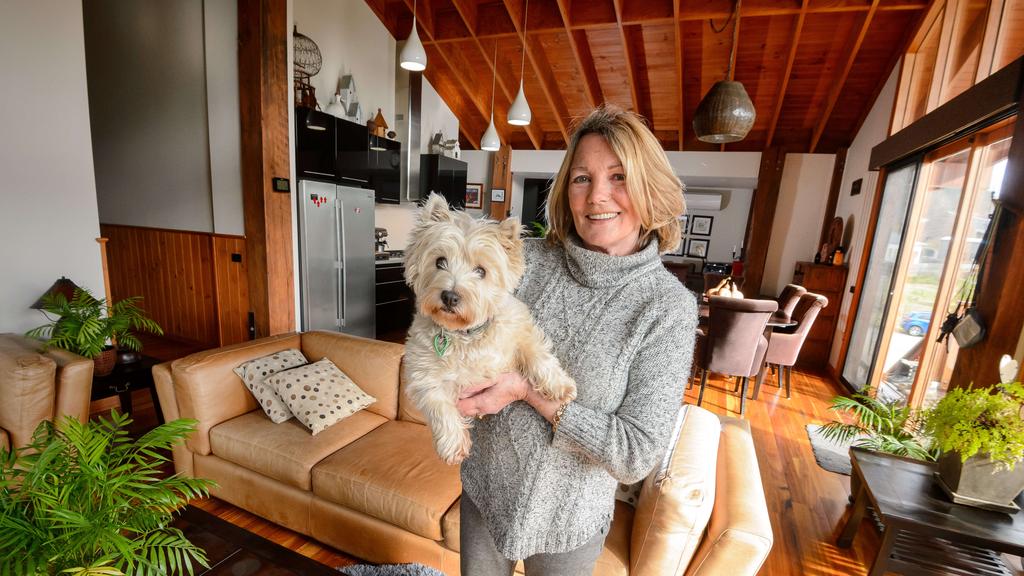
[
  {"xmin": 421, "ymin": 193, "xmax": 451, "ymax": 222},
  {"xmin": 497, "ymin": 218, "xmax": 525, "ymax": 281}
]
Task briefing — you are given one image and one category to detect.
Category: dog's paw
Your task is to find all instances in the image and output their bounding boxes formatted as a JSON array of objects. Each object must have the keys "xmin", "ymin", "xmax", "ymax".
[
  {"xmin": 436, "ymin": 430, "xmax": 472, "ymax": 465},
  {"xmin": 537, "ymin": 377, "xmax": 577, "ymax": 403}
]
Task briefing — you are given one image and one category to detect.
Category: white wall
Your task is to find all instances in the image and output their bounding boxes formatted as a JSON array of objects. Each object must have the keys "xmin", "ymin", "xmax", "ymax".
[
  {"xmin": 295, "ymin": 0, "xmax": 395, "ymax": 127},
  {"xmin": 205, "ymin": 0, "xmax": 245, "ymax": 235},
  {"xmin": 421, "ymin": 78, "xmax": 460, "ymax": 155},
  {"xmin": 761, "ymin": 154, "xmax": 837, "ymax": 297},
  {"xmin": 462, "ymin": 150, "xmax": 492, "ymax": 218},
  {"xmin": 0, "ymin": 1, "xmax": 105, "ymax": 333},
  {"xmin": 680, "ymin": 188, "xmax": 754, "ymax": 262},
  {"xmin": 828, "ymin": 67, "xmax": 900, "ymax": 369}
]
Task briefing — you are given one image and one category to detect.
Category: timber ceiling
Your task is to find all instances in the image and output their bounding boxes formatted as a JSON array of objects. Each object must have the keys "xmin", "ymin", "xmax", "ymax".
[{"xmin": 364, "ymin": 0, "xmax": 928, "ymax": 153}]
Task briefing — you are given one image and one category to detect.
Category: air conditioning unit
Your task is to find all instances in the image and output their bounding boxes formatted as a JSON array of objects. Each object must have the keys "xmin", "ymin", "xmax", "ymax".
[{"xmin": 684, "ymin": 192, "xmax": 722, "ymax": 211}]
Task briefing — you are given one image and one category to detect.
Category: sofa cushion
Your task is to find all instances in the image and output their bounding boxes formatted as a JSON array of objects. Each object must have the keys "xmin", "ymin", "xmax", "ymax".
[
  {"xmin": 266, "ymin": 358, "xmax": 377, "ymax": 435},
  {"xmin": 0, "ymin": 337, "xmax": 56, "ymax": 450},
  {"xmin": 209, "ymin": 409, "xmax": 387, "ymax": 491},
  {"xmin": 629, "ymin": 404, "xmax": 721, "ymax": 574},
  {"xmin": 311, "ymin": 420, "xmax": 461, "ymax": 541},
  {"xmin": 300, "ymin": 331, "xmax": 404, "ymax": 421},
  {"xmin": 0, "ymin": 428, "xmax": 8, "ymax": 453},
  {"xmin": 233, "ymin": 348, "xmax": 308, "ymax": 423}
]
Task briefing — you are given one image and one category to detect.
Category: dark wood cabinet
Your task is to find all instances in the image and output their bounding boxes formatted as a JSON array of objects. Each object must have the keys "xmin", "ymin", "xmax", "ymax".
[
  {"xmin": 420, "ymin": 154, "xmax": 467, "ymax": 209},
  {"xmin": 375, "ymin": 262, "xmax": 414, "ymax": 339},
  {"xmin": 793, "ymin": 261, "xmax": 848, "ymax": 368},
  {"xmin": 295, "ymin": 108, "xmax": 338, "ymax": 181}
]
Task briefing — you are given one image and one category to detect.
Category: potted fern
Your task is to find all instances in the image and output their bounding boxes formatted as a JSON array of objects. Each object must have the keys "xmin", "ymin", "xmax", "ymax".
[
  {"xmin": 27, "ymin": 285, "xmax": 163, "ymax": 376},
  {"xmin": 818, "ymin": 388, "xmax": 934, "ymax": 461},
  {"xmin": 0, "ymin": 413, "xmax": 215, "ymax": 575},
  {"xmin": 921, "ymin": 356, "xmax": 1024, "ymax": 511}
]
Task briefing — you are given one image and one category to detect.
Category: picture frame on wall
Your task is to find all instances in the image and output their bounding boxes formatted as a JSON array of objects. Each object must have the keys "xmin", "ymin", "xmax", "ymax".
[
  {"xmin": 491, "ymin": 188, "xmax": 506, "ymax": 202},
  {"xmin": 679, "ymin": 214, "xmax": 689, "ymax": 234},
  {"xmin": 465, "ymin": 183, "xmax": 483, "ymax": 208},
  {"xmin": 687, "ymin": 238, "xmax": 709, "ymax": 259},
  {"xmin": 690, "ymin": 215, "xmax": 713, "ymax": 236}
]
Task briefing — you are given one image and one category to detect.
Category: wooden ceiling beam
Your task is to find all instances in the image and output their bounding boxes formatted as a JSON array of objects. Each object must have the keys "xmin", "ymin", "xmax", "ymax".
[
  {"xmin": 611, "ymin": 0, "xmax": 643, "ymax": 116},
  {"xmin": 449, "ymin": 0, "xmax": 543, "ymax": 150},
  {"xmin": 765, "ymin": 0, "xmax": 808, "ymax": 149},
  {"xmin": 424, "ymin": 42, "xmax": 506, "ymax": 149},
  {"xmin": 555, "ymin": 0, "xmax": 601, "ymax": 108},
  {"xmin": 809, "ymin": 0, "xmax": 880, "ymax": 153},
  {"xmin": 674, "ymin": 0, "xmax": 684, "ymax": 150},
  {"xmin": 502, "ymin": 0, "xmax": 570, "ymax": 145}
]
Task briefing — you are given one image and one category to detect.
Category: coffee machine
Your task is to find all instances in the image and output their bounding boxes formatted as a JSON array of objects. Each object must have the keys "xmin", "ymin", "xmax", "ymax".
[{"xmin": 374, "ymin": 227, "xmax": 389, "ymax": 256}]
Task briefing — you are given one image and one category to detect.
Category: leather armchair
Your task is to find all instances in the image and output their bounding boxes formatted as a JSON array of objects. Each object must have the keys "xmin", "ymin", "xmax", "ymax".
[{"xmin": 0, "ymin": 333, "xmax": 94, "ymax": 452}]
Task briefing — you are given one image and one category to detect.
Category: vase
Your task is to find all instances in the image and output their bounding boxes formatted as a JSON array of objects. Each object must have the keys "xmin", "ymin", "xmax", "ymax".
[
  {"xmin": 936, "ymin": 451, "xmax": 1024, "ymax": 511},
  {"xmin": 93, "ymin": 348, "xmax": 116, "ymax": 377}
]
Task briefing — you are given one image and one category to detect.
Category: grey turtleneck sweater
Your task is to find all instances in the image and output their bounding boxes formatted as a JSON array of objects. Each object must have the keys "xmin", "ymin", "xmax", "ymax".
[{"xmin": 461, "ymin": 235, "xmax": 698, "ymax": 560}]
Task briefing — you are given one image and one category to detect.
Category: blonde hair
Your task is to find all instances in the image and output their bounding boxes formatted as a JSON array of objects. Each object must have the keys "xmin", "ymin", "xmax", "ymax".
[{"xmin": 545, "ymin": 105, "xmax": 685, "ymax": 253}]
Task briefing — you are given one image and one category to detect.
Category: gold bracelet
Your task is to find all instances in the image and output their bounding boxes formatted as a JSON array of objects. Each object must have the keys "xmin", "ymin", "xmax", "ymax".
[{"xmin": 552, "ymin": 401, "xmax": 571, "ymax": 432}]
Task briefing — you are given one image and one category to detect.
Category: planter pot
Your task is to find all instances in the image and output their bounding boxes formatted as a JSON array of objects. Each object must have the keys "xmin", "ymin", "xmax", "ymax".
[
  {"xmin": 936, "ymin": 451, "xmax": 1024, "ymax": 511},
  {"xmin": 93, "ymin": 348, "xmax": 117, "ymax": 377}
]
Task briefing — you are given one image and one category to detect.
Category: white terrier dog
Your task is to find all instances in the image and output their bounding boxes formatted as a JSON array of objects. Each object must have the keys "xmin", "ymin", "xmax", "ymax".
[{"xmin": 403, "ymin": 194, "xmax": 577, "ymax": 464}]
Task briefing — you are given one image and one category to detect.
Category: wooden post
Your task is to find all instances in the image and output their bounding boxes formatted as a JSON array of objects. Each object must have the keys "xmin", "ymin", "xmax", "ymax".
[
  {"xmin": 489, "ymin": 144, "xmax": 512, "ymax": 220},
  {"xmin": 743, "ymin": 147, "xmax": 787, "ymax": 297}
]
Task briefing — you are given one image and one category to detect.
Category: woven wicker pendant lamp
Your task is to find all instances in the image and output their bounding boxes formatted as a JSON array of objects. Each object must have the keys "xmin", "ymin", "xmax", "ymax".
[{"xmin": 693, "ymin": 0, "xmax": 755, "ymax": 144}]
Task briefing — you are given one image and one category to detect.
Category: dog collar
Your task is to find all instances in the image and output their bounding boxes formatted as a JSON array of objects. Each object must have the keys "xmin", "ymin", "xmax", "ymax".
[{"xmin": 432, "ymin": 320, "xmax": 492, "ymax": 357}]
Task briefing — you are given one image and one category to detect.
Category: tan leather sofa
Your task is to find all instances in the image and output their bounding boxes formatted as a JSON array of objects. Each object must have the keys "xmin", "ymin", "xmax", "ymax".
[
  {"xmin": 0, "ymin": 333, "xmax": 94, "ymax": 452},
  {"xmin": 156, "ymin": 331, "xmax": 773, "ymax": 575}
]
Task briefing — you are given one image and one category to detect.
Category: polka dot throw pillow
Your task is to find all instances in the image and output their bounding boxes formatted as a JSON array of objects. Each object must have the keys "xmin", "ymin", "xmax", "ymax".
[
  {"xmin": 232, "ymin": 349, "xmax": 308, "ymax": 423},
  {"xmin": 265, "ymin": 358, "xmax": 376, "ymax": 435}
]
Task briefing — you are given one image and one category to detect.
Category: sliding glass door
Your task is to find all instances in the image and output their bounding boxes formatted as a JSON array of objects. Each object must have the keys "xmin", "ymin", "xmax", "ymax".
[{"xmin": 841, "ymin": 119, "xmax": 1014, "ymax": 408}]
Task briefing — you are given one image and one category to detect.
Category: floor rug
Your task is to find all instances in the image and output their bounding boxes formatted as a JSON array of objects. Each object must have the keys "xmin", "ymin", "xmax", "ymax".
[
  {"xmin": 805, "ymin": 424, "xmax": 854, "ymax": 475},
  {"xmin": 340, "ymin": 564, "xmax": 446, "ymax": 576},
  {"xmin": 173, "ymin": 506, "xmax": 339, "ymax": 575}
]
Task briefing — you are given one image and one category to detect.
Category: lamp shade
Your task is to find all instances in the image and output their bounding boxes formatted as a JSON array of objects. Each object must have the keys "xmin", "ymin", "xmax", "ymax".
[
  {"xmin": 400, "ymin": 25, "xmax": 427, "ymax": 71},
  {"xmin": 481, "ymin": 115, "xmax": 500, "ymax": 151},
  {"xmin": 31, "ymin": 277, "xmax": 81, "ymax": 309},
  {"xmin": 507, "ymin": 80, "xmax": 531, "ymax": 126},
  {"xmin": 692, "ymin": 80, "xmax": 756, "ymax": 144}
]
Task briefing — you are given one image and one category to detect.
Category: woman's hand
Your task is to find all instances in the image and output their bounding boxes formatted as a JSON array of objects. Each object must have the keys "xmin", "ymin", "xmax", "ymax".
[{"xmin": 457, "ymin": 372, "xmax": 530, "ymax": 418}]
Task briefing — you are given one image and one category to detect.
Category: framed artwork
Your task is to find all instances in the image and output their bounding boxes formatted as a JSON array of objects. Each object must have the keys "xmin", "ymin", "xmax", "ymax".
[
  {"xmin": 679, "ymin": 214, "xmax": 689, "ymax": 234},
  {"xmin": 465, "ymin": 183, "xmax": 483, "ymax": 208},
  {"xmin": 690, "ymin": 215, "xmax": 714, "ymax": 236},
  {"xmin": 687, "ymin": 238, "xmax": 709, "ymax": 259},
  {"xmin": 491, "ymin": 188, "xmax": 506, "ymax": 202},
  {"xmin": 850, "ymin": 178, "xmax": 863, "ymax": 196}
]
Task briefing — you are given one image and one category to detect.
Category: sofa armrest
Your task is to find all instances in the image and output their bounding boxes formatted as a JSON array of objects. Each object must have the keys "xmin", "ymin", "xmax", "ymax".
[
  {"xmin": 171, "ymin": 333, "xmax": 302, "ymax": 455},
  {"xmin": 685, "ymin": 416, "xmax": 773, "ymax": 576},
  {"xmin": 43, "ymin": 347, "xmax": 94, "ymax": 425},
  {"xmin": 153, "ymin": 361, "xmax": 194, "ymax": 477}
]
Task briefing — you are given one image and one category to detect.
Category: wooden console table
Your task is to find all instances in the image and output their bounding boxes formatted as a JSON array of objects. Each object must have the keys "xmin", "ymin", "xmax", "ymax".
[
  {"xmin": 91, "ymin": 355, "xmax": 163, "ymax": 423},
  {"xmin": 837, "ymin": 447, "xmax": 1023, "ymax": 575}
]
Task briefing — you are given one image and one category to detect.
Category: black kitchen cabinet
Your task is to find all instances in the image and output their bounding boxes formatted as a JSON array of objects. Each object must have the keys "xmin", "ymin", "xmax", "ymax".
[
  {"xmin": 419, "ymin": 154, "xmax": 467, "ymax": 209},
  {"xmin": 369, "ymin": 136, "xmax": 402, "ymax": 204},
  {"xmin": 336, "ymin": 116, "xmax": 371, "ymax": 188},
  {"xmin": 375, "ymin": 262, "xmax": 414, "ymax": 339},
  {"xmin": 295, "ymin": 108, "xmax": 338, "ymax": 181}
]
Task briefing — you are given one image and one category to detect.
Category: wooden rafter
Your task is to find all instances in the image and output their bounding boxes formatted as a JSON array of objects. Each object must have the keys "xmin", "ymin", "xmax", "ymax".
[
  {"xmin": 449, "ymin": 0, "xmax": 543, "ymax": 149},
  {"xmin": 765, "ymin": 0, "xmax": 809, "ymax": 149},
  {"xmin": 809, "ymin": 0, "xmax": 881, "ymax": 152},
  {"xmin": 674, "ymin": 0, "xmax": 684, "ymax": 150},
  {"xmin": 425, "ymin": 42, "xmax": 504, "ymax": 147},
  {"xmin": 555, "ymin": 0, "xmax": 601, "ymax": 108},
  {"xmin": 611, "ymin": 0, "xmax": 643, "ymax": 116},
  {"xmin": 501, "ymin": 0, "xmax": 570, "ymax": 145}
]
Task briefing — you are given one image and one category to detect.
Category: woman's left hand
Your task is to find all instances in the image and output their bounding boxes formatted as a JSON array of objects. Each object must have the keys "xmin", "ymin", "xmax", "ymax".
[{"xmin": 457, "ymin": 372, "xmax": 530, "ymax": 418}]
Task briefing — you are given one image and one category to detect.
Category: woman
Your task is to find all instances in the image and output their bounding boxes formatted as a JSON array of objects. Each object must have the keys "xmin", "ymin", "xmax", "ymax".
[{"xmin": 456, "ymin": 104, "xmax": 698, "ymax": 575}]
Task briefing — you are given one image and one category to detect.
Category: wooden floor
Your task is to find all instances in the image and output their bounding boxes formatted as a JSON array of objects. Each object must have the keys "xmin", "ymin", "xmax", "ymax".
[{"xmin": 99, "ymin": 336, "xmax": 985, "ymax": 575}]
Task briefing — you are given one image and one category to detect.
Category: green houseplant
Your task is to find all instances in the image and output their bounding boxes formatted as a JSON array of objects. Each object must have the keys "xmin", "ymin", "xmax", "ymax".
[
  {"xmin": 0, "ymin": 413, "xmax": 215, "ymax": 575},
  {"xmin": 921, "ymin": 373, "xmax": 1024, "ymax": 509},
  {"xmin": 26, "ymin": 286, "xmax": 163, "ymax": 376},
  {"xmin": 818, "ymin": 388, "xmax": 935, "ymax": 461}
]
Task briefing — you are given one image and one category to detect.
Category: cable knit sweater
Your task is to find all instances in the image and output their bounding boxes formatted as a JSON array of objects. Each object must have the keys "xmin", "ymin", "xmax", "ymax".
[{"xmin": 460, "ymin": 234, "xmax": 698, "ymax": 560}]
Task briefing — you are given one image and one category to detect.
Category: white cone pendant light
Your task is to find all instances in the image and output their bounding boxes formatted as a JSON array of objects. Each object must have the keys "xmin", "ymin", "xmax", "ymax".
[
  {"xmin": 481, "ymin": 40, "xmax": 501, "ymax": 151},
  {"xmin": 507, "ymin": 0, "xmax": 531, "ymax": 126},
  {"xmin": 400, "ymin": 0, "xmax": 427, "ymax": 71},
  {"xmin": 481, "ymin": 115, "xmax": 500, "ymax": 151}
]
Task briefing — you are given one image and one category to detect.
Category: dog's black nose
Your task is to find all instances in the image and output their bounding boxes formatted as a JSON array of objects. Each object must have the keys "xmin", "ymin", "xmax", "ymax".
[{"xmin": 441, "ymin": 290, "xmax": 460, "ymax": 309}]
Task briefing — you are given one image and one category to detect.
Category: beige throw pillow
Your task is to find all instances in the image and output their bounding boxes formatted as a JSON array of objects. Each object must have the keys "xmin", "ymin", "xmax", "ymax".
[
  {"xmin": 232, "ymin": 349, "xmax": 308, "ymax": 423},
  {"xmin": 265, "ymin": 358, "xmax": 376, "ymax": 435}
]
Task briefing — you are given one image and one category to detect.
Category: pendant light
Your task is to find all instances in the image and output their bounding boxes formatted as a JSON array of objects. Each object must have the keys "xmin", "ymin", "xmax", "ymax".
[
  {"xmin": 481, "ymin": 40, "xmax": 501, "ymax": 151},
  {"xmin": 400, "ymin": 0, "xmax": 427, "ymax": 72},
  {"xmin": 507, "ymin": 0, "xmax": 532, "ymax": 126},
  {"xmin": 692, "ymin": 0, "xmax": 755, "ymax": 143}
]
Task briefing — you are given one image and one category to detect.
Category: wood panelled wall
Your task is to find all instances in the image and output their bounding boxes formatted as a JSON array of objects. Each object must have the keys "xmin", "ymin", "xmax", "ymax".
[{"xmin": 101, "ymin": 224, "xmax": 251, "ymax": 349}]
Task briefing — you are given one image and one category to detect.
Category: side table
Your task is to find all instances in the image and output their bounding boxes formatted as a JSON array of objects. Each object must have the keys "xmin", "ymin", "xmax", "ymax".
[
  {"xmin": 91, "ymin": 355, "xmax": 164, "ymax": 424},
  {"xmin": 836, "ymin": 447, "xmax": 1024, "ymax": 575}
]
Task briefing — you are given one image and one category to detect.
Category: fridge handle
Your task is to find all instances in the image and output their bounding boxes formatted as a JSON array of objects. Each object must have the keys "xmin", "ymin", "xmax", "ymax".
[{"xmin": 335, "ymin": 198, "xmax": 346, "ymax": 328}]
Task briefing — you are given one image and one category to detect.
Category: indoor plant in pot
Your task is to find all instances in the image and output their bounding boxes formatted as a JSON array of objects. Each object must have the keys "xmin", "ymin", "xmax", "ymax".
[
  {"xmin": 921, "ymin": 357, "xmax": 1024, "ymax": 511},
  {"xmin": 818, "ymin": 387, "xmax": 935, "ymax": 461},
  {"xmin": 0, "ymin": 412, "xmax": 214, "ymax": 575},
  {"xmin": 26, "ymin": 286, "xmax": 163, "ymax": 376}
]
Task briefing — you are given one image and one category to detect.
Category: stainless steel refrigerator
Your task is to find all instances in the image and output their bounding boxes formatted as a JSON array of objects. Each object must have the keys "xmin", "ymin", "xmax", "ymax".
[{"xmin": 297, "ymin": 180, "xmax": 375, "ymax": 338}]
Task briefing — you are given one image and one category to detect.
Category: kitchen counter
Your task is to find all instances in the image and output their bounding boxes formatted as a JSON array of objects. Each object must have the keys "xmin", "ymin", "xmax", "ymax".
[{"xmin": 375, "ymin": 257, "xmax": 404, "ymax": 267}]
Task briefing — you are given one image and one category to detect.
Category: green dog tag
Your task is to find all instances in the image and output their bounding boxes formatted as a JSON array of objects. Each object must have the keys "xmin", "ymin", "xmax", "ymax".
[{"xmin": 433, "ymin": 332, "xmax": 450, "ymax": 357}]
